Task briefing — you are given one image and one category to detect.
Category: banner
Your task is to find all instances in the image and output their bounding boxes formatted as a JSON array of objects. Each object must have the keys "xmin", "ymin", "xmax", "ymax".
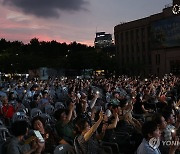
[{"xmin": 151, "ymin": 16, "xmax": 180, "ymax": 49}]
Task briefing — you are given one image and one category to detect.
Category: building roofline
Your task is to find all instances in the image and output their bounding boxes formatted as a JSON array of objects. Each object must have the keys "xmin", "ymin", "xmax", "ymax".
[{"xmin": 114, "ymin": 4, "xmax": 173, "ymax": 30}]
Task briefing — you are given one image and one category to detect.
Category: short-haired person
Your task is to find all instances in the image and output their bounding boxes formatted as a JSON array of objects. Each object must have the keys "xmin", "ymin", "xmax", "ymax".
[
  {"xmin": 54, "ymin": 103, "xmax": 75, "ymax": 145},
  {"xmin": 162, "ymin": 111, "xmax": 176, "ymax": 141},
  {"xmin": 137, "ymin": 121, "xmax": 178, "ymax": 154},
  {"xmin": 7, "ymin": 120, "xmax": 44, "ymax": 154},
  {"xmin": 152, "ymin": 113, "xmax": 167, "ymax": 134},
  {"xmin": 152, "ymin": 113, "xmax": 169, "ymax": 154},
  {"xmin": 76, "ymin": 111, "xmax": 107, "ymax": 154},
  {"xmin": 31, "ymin": 116, "xmax": 63, "ymax": 153}
]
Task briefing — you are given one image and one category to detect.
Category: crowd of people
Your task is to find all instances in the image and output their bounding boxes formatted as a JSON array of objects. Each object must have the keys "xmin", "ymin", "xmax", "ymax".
[{"xmin": 0, "ymin": 74, "xmax": 180, "ymax": 154}]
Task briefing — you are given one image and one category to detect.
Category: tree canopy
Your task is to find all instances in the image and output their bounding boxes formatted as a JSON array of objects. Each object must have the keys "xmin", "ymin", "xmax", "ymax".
[{"xmin": 0, "ymin": 38, "xmax": 116, "ymax": 73}]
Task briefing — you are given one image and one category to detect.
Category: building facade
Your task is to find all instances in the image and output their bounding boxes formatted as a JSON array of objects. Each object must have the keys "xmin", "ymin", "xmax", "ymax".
[
  {"xmin": 94, "ymin": 32, "xmax": 113, "ymax": 48},
  {"xmin": 114, "ymin": 1, "xmax": 180, "ymax": 77}
]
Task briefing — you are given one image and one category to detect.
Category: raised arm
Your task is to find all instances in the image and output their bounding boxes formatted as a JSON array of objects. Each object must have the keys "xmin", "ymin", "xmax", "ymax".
[
  {"xmin": 64, "ymin": 102, "xmax": 74, "ymax": 124},
  {"xmin": 108, "ymin": 112, "xmax": 119, "ymax": 129},
  {"xmin": 84, "ymin": 111, "xmax": 103, "ymax": 141},
  {"xmin": 89, "ymin": 93, "xmax": 99, "ymax": 109}
]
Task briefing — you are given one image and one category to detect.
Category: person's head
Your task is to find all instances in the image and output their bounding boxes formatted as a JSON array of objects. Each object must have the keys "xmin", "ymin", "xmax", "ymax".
[
  {"xmin": 112, "ymin": 104, "xmax": 120, "ymax": 114},
  {"xmin": 33, "ymin": 94, "xmax": 40, "ymax": 101},
  {"xmin": 8, "ymin": 92, "xmax": 16, "ymax": 100},
  {"xmin": 11, "ymin": 120, "xmax": 29, "ymax": 137},
  {"xmin": 112, "ymin": 92, "xmax": 119, "ymax": 99},
  {"xmin": 31, "ymin": 116, "xmax": 45, "ymax": 132},
  {"xmin": 119, "ymin": 99, "xmax": 128, "ymax": 108},
  {"xmin": 142, "ymin": 121, "xmax": 161, "ymax": 140},
  {"xmin": 76, "ymin": 118, "xmax": 91, "ymax": 134},
  {"xmin": 54, "ymin": 108, "xmax": 67, "ymax": 121},
  {"xmin": 104, "ymin": 84, "xmax": 110, "ymax": 92},
  {"xmin": 42, "ymin": 91, "xmax": 48, "ymax": 98},
  {"xmin": 159, "ymin": 95, "xmax": 166, "ymax": 102},
  {"xmin": 16, "ymin": 98, "xmax": 22, "ymax": 104},
  {"xmin": 1, "ymin": 96, "xmax": 8, "ymax": 105},
  {"xmin": 167, "ymin": 99, "xmax": 175, "ymax": 108},
  {"xmin": 152, "ymin": 114, "xmax": 167, "ymax": 131},
  {"xmin": 107, "ymin": 103, "xmax": 113, "ymax": 110},
  {"xmin": 81, "ymin": 99, "xmax": 88, "ymax": 112},
  {"xmin": 81, "ymin": 92, "xmax": 87, "ymax": 100},
  {"xmin": 103, "ymin": 114, "xmax": 109, "ymax": 122},
  {"xmin": 162, "ymin": 111, "xmax": 175, "ymax": 125},
  {"xmin": 30, "ymin": 85, "xmax": 38, "ymax": 91},
  {"xmin": 68, "ymin": 88, "xmax": 75, "ymax": 97}
]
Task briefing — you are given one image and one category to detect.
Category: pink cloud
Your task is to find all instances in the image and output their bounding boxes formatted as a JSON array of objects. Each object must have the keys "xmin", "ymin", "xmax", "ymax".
[
  {"xmin": 79, "ymin": 40, "xmax": 94, "ymax": 46},
  {"xmin": 0, "ymin": 4, "xmax": 93, "ymax": 46}
]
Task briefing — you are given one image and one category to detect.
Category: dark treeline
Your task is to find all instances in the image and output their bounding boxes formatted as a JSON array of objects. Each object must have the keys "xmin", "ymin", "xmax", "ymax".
[{"xmin": 0, "ymin": 38, "xmax": 116, "ymax": 73}]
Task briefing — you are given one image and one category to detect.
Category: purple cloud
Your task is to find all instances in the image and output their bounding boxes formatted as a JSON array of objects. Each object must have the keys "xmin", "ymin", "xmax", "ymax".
[{"xmin": 1, "ymin": 0, "xmax": 89, "ymax": 18}]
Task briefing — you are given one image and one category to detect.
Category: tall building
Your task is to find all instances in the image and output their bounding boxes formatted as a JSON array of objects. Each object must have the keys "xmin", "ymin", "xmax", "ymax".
[
  {"xmin": 114, "ymin": 0, "xmax": 180, "ymax": 77},
  {"xmin": 94, "ymin": 32, "xmax": 113, "ymax": 48}
]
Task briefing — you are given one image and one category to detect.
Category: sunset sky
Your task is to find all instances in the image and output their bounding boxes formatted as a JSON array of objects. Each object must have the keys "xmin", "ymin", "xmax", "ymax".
[{"xmin": 0, "ymin": 0, "xmax": 172, "ymax": 46}]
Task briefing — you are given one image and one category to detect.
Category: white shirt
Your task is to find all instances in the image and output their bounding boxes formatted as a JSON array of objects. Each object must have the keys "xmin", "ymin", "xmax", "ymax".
[{"xmin": 137, "ymin": 139, "xmax": 161, "ymax": 154}]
